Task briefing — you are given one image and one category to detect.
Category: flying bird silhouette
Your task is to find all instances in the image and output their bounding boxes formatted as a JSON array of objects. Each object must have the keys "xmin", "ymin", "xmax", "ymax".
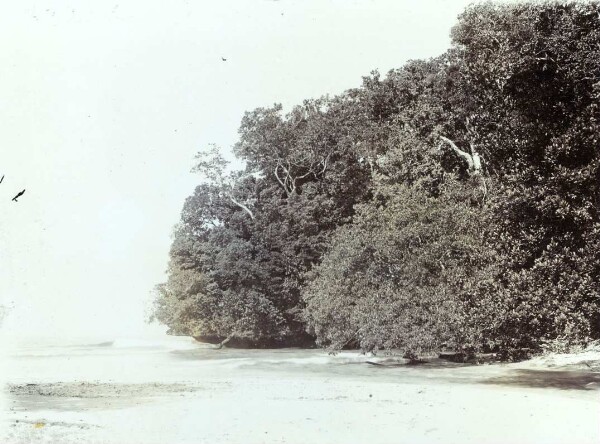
[
  {"xmin": 0, "ymin": 175, "xmax": 4, "ymax": 184},
  {"xmin": 12, "ymin": 189, "xmax": 25, "ymax": 202},
  {"xmin": 221, "ymin": 57, "xmax": 227, "ymax": 61}
]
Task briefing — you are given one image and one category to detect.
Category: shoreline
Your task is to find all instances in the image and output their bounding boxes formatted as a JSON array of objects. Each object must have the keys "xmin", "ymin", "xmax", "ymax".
[{"xmin": 3, "ymin": 343, "xmax": 599, "ymax": 444}]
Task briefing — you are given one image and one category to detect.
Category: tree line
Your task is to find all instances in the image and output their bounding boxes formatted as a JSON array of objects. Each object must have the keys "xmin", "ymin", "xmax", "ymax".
[{"xmin": 151, "ymin": 2, "xmax": 600, "ymax": 359}]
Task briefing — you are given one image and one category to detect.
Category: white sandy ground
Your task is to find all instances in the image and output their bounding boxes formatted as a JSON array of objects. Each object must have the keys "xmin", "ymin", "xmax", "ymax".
[
  {"xmin": 519, "ymin": 344, "xmax": 600, "ymax": 372},
  {"xmin": 1, "ymin": 337, "xmax": 599, "ymax": 444}
]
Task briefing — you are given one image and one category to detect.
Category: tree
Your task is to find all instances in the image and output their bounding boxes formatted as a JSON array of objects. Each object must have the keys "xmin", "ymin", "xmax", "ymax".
[
  {"xmin": 303, "ymin": 177, "xmax": 492, "ymax": 357},
  {"xmin": 450, "ymin": 2, "xmax": 600, "ymax": 353},
  {"xmin": 152, "ymin": 2, "xmax": 600, "ymax": 356}
]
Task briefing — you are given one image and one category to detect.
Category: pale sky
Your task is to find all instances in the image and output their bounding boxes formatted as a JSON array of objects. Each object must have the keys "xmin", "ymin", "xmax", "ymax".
[{"xmin": 0, "ymin": 0, "xmax": 478, "ymax": 341}]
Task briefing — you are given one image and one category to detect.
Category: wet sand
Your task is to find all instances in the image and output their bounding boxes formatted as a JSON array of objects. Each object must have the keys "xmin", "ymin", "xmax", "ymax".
[{"xmin": 2, "ymin": 338, "xmax": 599, "ymax": 444}]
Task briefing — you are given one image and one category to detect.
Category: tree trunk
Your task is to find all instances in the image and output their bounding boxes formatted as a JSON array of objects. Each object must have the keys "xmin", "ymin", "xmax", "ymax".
[{"xmin": 214, "ymin": 334, "xmax": 234, "ymax": 350}]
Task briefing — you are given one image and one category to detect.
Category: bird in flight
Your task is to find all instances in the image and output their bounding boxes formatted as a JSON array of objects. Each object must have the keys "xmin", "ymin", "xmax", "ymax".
[
  {"xmin": 221, "ymin": 57, "xmax": 227, "ymax": 62},
  {"xmin": 0, "ymin": 175, "xmax": 4, "ymax": 184},
  {"xmin": 12, "ymin": 189, "xmax": 25, "ymax": 202}
]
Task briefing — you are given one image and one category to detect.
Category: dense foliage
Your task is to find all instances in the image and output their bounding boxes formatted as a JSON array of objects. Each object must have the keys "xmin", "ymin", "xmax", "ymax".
[{"xmin": 152, "ymin": 2, "xmax": 600, "ymax": 357}]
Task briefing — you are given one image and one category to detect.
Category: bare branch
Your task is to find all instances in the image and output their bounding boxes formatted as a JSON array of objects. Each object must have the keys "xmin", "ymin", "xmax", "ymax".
[
  {"xmin": 282, "ymin": 162, "xmax": 295, "ymax": 193},
  {"xmin": 439, "ymin": 135, "xmax": 475, "ymax": 171},
  {"xmin": 229, "ymin": 194, "xmax": 255, "ymax": 220},
  {"xmin": 295, "ymin": 169, "xmax": 313, "ymax": 182},
  {"xmin": 274, "ymin": 164, "xmax": 287, "ymax": 191},
  {"xmin": 319, "ymin": 153, "xmax": 332, "ymax": 176}
]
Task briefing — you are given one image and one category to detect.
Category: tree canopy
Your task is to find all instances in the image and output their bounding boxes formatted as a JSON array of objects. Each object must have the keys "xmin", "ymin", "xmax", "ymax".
[{"xmin": 152, "ymin": 2, "xmax": 600, "ymax": 357}]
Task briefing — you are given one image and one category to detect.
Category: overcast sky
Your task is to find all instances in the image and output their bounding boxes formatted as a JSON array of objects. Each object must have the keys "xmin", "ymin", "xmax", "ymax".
[{"xmin": 0, "ymin": 0, "xmax": 480, "ymax": 341}]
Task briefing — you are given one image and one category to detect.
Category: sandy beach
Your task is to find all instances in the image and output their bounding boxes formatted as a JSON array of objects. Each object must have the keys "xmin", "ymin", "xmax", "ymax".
[{"xmin": 2, "ymin": 337, "xmax": 599, "ymax": 444}]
